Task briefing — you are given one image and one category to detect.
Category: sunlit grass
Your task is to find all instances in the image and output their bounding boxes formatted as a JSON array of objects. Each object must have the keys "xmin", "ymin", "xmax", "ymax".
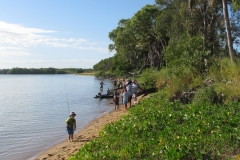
[{"xmin": 69, "ymin": 97, "xmax": 240, "ymax": 160}]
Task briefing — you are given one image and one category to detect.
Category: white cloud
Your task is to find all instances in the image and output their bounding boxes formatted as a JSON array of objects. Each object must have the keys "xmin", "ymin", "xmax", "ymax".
[
  {"xmin": 0, "ymin": 21, "xmax": 108, "ymax": 56},
  {"xmin": 0, "ymin": 21, "xmax": 55, "ymax": 34},
  {"xmin": 0, "ymin": 46, "xmax": 31, "ymax": 56}
]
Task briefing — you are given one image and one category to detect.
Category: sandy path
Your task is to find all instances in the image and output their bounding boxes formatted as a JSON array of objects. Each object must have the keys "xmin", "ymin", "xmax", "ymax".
[{"xmin": 35, "ymin": 95, "xmax": 144, "ymax": 160}]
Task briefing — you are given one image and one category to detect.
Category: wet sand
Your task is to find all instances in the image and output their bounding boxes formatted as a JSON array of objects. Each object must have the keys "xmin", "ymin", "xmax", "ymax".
[{"xmin": 35, "ymin": 95, "xmax": 144, "ymax": 160}]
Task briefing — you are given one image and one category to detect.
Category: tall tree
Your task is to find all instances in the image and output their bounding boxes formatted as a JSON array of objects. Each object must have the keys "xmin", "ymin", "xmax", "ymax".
[
  {"xmin": 188, "ymin": 0, "xmax": 235, "ymax": 62},
  {"xmin": 108, "ymin": 5, "xmax": 166, "ymax": 74},
  {"xmin": 222, "ymin": 0, "xmax": 234, "ymax": 62}
]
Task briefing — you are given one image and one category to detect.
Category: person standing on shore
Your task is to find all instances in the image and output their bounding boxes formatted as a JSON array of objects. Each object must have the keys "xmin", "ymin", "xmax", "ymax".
[
  {"xmin": 122, "ymin": 89, "xmax": 129, "ymax": 110},
  {"xmin": 113, "ymin": 92, "xmax": 119, "ymax": 111},
  {"xmin": 132, "ymin": 80, "xmax": 139, "ymax": 104},
  {"xmin": 66, "ymin": 112, "xmax": 76, "ymax": 142},
  {"xmin": 126, "ymin": 80, "xmax": 133, "ymax": 108}
]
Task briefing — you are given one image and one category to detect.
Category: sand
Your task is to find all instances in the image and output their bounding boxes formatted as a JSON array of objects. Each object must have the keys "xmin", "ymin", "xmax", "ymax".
[{"xmin": 35, "ymin": 95, "xmax": 144, "ymax": 160}]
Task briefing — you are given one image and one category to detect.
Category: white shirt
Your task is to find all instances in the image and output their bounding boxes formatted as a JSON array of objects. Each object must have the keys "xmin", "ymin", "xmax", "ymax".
[
  {"xmin": 126, "ymin": 84, "xmax": 133, "ymax": 96},
  {"xmin": 132, "ymin": 83, "xmax": 138, "ymax": 93}
]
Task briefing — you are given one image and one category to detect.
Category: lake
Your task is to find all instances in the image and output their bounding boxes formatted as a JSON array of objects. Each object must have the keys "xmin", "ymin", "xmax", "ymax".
[{"xmin": 0, "ymin": 74, "xmax": 114, "ymax": 160}]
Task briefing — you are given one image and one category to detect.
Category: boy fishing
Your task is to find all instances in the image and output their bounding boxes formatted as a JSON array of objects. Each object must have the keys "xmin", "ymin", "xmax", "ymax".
[{"xmin": 66, "ymin": 112, "xmax": 76, "ymax": 142}]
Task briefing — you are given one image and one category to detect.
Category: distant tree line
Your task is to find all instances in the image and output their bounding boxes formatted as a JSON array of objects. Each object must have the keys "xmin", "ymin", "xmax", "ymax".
[{"xmin": 0, "ymin": 67, "xmax": 93, "ymax": 74}]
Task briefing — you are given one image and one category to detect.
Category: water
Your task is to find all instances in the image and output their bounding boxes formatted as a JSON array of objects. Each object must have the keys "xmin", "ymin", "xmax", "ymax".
[{"xmin": 0, "ymin": 74, "xmax": 114, "ymax": 160}]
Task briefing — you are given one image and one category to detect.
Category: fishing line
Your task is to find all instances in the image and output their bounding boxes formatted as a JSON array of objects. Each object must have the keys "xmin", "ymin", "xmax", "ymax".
[{"xmin": 64, "ymin": 83, "xmax": 70, "ymax": 114}]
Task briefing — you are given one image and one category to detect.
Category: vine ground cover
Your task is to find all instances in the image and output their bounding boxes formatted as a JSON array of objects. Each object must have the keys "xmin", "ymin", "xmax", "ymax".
[{"xmin": 70, "ymin": 95, "xmax": 240, "ymax": 160}]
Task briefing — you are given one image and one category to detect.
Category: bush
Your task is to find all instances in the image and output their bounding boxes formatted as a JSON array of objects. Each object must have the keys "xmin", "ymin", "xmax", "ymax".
[
  {"xmin": 192, "ymin": 86, "xmax": 218, "ymax": 105},
  {"xmin": 164, "ymin": 33, "xmax": 208, "ymax": 72},
  {"xmin": 156, "ymin": 67, "xmax": 203, "ymax": 100},
  {"xmin": 209, "ymin": 58, "xmax": 240, "ymax": 103},
  {"xmin": 137, "ymin": 68, "xmax": 160, "ymax": 90}
]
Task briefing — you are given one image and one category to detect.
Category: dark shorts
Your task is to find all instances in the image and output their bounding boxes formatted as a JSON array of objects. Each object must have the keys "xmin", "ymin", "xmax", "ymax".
[
  {"xmin": 114, "ymin": 101, "xmax": 119, "ymax": 105},
  {"xmin": 67, "ymin": 128, "xmax": 74, "ymax": 134},
  {"xmin": 128, "ymin": 96, "xmax": 132, "ymax": 101}
]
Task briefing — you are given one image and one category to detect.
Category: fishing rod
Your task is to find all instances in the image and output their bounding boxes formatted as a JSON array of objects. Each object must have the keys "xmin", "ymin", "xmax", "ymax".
[{"xmin": 64, "ymin": 83, "xmax": 70, "ymax": 114}]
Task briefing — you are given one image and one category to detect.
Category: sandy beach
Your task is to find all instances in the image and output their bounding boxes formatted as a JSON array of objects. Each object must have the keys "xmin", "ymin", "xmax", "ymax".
[{"xmin": 35, "ymin": 94, "xmax": 144, "ymax": 160}]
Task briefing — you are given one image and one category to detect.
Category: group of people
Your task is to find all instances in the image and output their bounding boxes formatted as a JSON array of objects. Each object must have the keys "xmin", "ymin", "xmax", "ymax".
[
  {"xmin": 66, "ymin": 79, "xmax": 139, "ymax": 142},
  {"xmin": 113, "ymin": 79, "xmax": 139, "ymax": 111}
]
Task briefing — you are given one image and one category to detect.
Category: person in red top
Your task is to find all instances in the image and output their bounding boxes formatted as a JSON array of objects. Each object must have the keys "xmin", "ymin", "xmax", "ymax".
[{"xmin": 113, "ymin": 92, "xmax": 119, "ymax": 111}]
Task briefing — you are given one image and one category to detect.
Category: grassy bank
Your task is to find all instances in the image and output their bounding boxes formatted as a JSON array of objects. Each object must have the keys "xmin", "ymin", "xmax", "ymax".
[
  {"xmin": 76, "ymin": 72, "xmax": 96, "ymax": 76},
  {"xmin": 69, "ymin": 95, "xmax": 240, "ymax": 159}
]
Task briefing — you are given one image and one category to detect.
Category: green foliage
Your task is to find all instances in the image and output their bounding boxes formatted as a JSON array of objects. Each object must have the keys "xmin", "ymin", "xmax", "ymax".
[
  {"xmin": 110, "ymin": 54, "xmax": 134, "ymax": 76},
  {"xmin": 192, "ymin": 86, "xmax": 218, "ymax": 105},
  {"xmin": 107, "ymin": 4, "xmax": 166, "ymax": 74},
  {"xmin": 208, "ymin": 58, "xmax": 240, "ymax": 103},
  {"xmin": 137, "ymin": 68, "xmax": 160, "ymax": 90},
  {"xmin": 155, "ymin": 66, "xmax": 203, "ymax": 100},
  {"xmin": 93, "ymin": 57, "xmax": 113, "ymax": 72},
  {"xmin": 70, "ymin": 98, "xmax": 240, "ymax": 160},
  {"xmin": 164, "ymin": 34, "xmax": 208, "ymax": 72},
  {"xmin": 233, "ymin": 0, "xmax": 240, "ymax": 11},
  {"xmin": 0, "ymin": 69, "xmax": 8, "ymax": 74}
]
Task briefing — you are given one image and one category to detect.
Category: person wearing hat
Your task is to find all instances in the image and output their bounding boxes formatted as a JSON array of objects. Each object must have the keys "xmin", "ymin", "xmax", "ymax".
[{"xmin": 66, "ymin": 112, "xmax": 76, "ymax": 142}]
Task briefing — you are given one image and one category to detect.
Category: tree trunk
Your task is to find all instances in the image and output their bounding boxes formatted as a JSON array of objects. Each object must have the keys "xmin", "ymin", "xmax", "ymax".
[{"xmin": 222, "ymin": 0, "xmax": 234, "ymax": 62}]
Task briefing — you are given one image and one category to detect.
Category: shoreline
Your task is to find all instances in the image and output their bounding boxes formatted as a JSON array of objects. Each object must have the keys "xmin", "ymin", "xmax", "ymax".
[{"xmin": 35, "ymin": 94, "xmax": 144, "ymax": 160}]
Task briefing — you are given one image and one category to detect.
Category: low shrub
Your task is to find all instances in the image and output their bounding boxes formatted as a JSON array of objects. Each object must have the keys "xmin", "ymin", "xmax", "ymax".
[
  {"xmin": 156, "ymin": 67, "xmax": 203, "ymax": 101},
  {"xmin": 209, "ymin": 58, "xmax": 240, "ymax": 103},
  {"xmin": 137, "ymin": 68, "xmax": 160, "ymax": 90},
  {"xmin": 192, "ymin": 86, "xmax": 218, "ymax": 105}
]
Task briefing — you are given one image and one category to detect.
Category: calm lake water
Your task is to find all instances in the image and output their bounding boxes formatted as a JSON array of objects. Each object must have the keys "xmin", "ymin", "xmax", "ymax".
[{"xmin": 0, "ymin": 74, "xmax": 114, "ymax": 160}]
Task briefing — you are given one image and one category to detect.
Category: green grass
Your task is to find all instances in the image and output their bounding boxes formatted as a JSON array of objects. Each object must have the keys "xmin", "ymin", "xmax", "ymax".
[
  {"xmin": 69, "ymin": 96, "xmax": 240, "ymax": 160},
  {"xmin": 76, "ymin": 72, "xmax": 96, "ymax": 76}
]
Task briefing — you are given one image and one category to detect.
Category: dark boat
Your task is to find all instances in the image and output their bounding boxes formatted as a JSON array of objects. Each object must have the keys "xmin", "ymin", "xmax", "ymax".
[{"xmin": 94, "ymin": 94, "xmax": 113, "ymax": 98}]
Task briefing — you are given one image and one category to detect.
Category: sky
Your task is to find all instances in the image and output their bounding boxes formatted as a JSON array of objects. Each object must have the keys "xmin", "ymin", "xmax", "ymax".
[{"xmin": 0, "ymin": 0, "xmax": 155, "ymax": 69}]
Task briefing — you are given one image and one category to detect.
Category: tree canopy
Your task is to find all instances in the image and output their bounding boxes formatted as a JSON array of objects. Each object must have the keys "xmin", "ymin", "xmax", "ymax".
[{"xmin": 93, "ymin": 0, "xmax": 240, "ymax": 76}]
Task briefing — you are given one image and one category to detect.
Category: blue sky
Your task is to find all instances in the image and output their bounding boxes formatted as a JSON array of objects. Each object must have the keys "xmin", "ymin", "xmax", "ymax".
[{"xmin": 0, "ymin": 0, "xmax": 155, "ymax": 69}]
